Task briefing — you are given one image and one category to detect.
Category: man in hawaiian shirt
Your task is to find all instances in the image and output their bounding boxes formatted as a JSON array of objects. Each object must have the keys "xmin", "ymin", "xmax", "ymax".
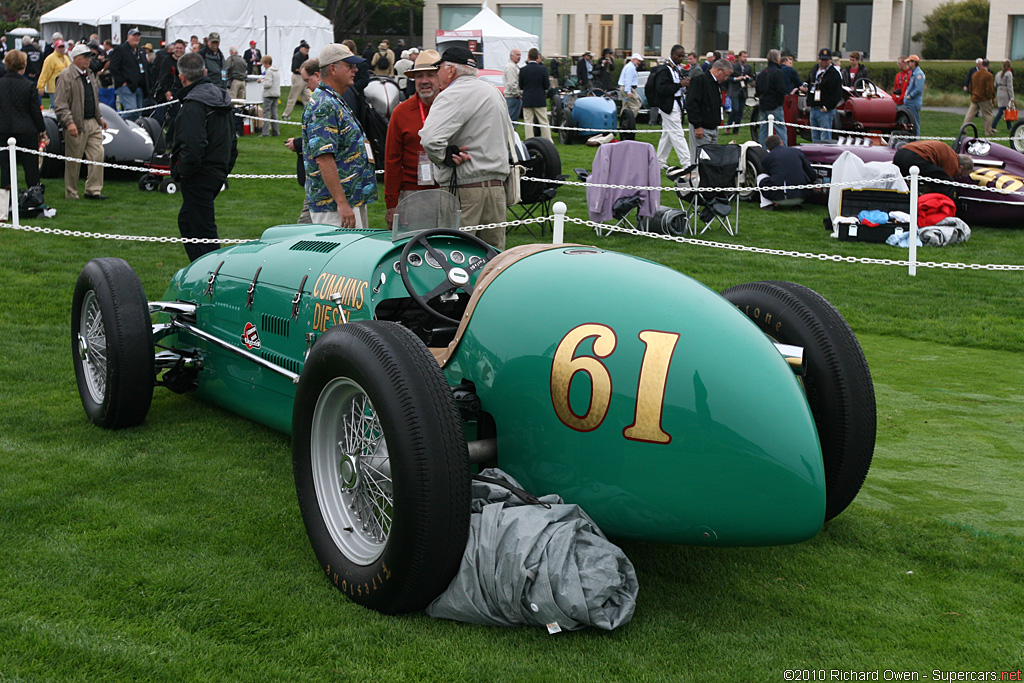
[{"xmin": 302, "ymin": 43, "xmax": 377, "ymax": 228}]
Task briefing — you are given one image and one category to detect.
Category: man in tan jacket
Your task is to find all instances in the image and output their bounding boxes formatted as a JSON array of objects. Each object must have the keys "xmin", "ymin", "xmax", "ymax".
[
  {"xmin": 963, "ymin": 59, "xmax": 996, "ymax": 136},
  {"xmin": 53, "ymin": 44, "xmax": 109, "ymax": 199}
]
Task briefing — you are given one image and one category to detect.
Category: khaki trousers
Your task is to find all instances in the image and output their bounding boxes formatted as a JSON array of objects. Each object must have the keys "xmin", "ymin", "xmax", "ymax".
[
  {"xmin": 456, "ymin": 184, "xmax": 506, "ymax": 250},
  {"xmin": 64, "ymin": 118, "xmax": 104, "ymax": 199},
  {"xmin": 523, "ymin": 106, "xmax": 552, "ymax": 141},
  {"xmin": 283, "ymin": 73, "xmax": 310, "ymax": 117},
  {"xmin": 963, "ymin": 100, "xmax": 995, "ymax": 136},
  {"xmin": 228, "ymin": 79, "xmax": 246, "ymax": 100}
]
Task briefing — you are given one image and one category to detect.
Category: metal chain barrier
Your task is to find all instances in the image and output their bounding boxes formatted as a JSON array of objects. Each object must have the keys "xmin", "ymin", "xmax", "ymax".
[
  {"xmin": 560, "ymin": 215, "xmax": 1024, "ymax": 271},
  {"xmin": 521, "ymin": 173, "xmax": 904, "ymax": 194},
  {"xmin": 0, "ymin": 214, "xmax": 552, "ymax": 244}
]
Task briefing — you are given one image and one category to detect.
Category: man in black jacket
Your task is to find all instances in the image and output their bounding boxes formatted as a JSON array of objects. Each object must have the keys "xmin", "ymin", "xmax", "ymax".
[
  {"xmin": 243, "ymin": 41, "xmax": 262, "ymax": 75},
  {"xmin": 685, "ymin": 58, "xmax": 730, "ymax": 159},
  {"xmin": 806, "ymin": 47, "xmax": 842, "ymax": 141},
  {"xmin": 109, "ymin": 28, "xmax": 147, "ymax": 120},
  {"xmin": 171, "ymin": 52, "xmax": 238, "ymax": 262},
  {"xmin": 755, "ymin": 49, "xmax": 787, "ymax": 146},
  {"xmin": 157, "ymin": 40, "xmax": 185, "ymax": 143},
  {"xmin": 576, "ymin": 51, "xmax": 592, "ymax": 89},
  {"xmin": 283, "ymin": 42, "xmax": 311, "ymax": 117},
  {"xmin": 652, "ymin": 45, "xmax": 691, "ymax": 170},
  {"xmin": 519, "ymin": 48, "xmax": 551, "ymax": 141},
  {"xmin": 757, "ymin": 134, "xmax": 816, "ymax": 208}
]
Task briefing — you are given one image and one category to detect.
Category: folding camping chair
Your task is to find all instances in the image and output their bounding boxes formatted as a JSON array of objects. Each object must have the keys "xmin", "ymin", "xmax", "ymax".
[
  {"xmin": 670, "ymin": 144, "xmax": 742, "ymax": 236},
  {"xmin": 507, "ymin": 142, "xmax": 565, "ymax": 237},
  {"xmin": 580, "ymin": 140, "xmax": 660, "ymax": 238}
]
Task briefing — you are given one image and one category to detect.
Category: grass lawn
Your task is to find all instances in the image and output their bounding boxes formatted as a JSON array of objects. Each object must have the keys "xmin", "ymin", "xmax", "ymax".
[{"xmin": 1, "ymin": 107, "xmax": 1021, "ymax": 682}]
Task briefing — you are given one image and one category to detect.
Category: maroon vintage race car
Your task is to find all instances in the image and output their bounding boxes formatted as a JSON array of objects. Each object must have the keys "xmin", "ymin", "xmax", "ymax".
[
  {"xmin": 772, "ymin": 123, "xmax": 1024, "ymax": 227},
  {"xmin": 751, "ymin": 79, "xmax": 916, "ymax": 147}
]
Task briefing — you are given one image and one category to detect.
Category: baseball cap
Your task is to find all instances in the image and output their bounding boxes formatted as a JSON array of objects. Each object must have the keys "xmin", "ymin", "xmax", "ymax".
[
  {"xmin": 127, "ymin": 28, "xmax": 141, "ymax": 37},
  {"xmin": 907, "ymin": 54, "xmax": 921, "ymax": 63},
  {"xmin": 432, "ymin": 46, "xmax": 476, "ymax": 68},
  {"xmin": 319, "ymin": 43, "xmax": 365, "ymax": 66},
  {"xmin": 629, "ymin": 53, "xmax": 643, "ymax": 61},
  {"xmin": 249, "ymin": 40, "xmax": 256, "ymax": 45},
  {"xmin": 54, "ymin": 39, "xmax": 65, "ymax": 48},
  {"xmin": 818, "ymin": 47, "xmax": 833, "ymax": 60},
  {"xmin": 706, "ymin": 52, "xmax": 714, "ymax": 60},
  {"xmin": 406, "ymin": 49, "xmax": 441, "ymax": 74},
  {"xmin": 69, "ymin": 44, "xmax": 92, "ymax": 59},
  {"xmin": 208, "ymin": 32, "xmax": 220, "ymax": 42}
]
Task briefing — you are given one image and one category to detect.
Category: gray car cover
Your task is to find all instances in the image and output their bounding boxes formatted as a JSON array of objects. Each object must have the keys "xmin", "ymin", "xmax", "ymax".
[{"xmin": 426, "ymin": 469, "xmax": 639, "ymax": 631}]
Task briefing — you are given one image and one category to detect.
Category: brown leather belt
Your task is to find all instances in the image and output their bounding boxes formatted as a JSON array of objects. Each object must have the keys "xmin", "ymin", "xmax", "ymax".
[{"xmin": 458, "ymin": 179, "xmax": 503, "ymax": 189}]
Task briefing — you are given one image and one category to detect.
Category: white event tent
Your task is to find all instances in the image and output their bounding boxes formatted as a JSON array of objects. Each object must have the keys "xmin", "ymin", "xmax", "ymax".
[
  {"xmin": 437, "ymin": 3, "xmax": 537, "ymax": 71},
  {"xmin": 41, "ymin": 0, "xmax": 333, "ymax": 79}
]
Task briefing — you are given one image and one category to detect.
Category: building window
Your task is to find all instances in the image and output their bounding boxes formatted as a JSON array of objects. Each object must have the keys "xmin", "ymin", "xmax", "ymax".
[
  {"xmin": 762, "ymin": 3, "xmax": 800, "ymax": 58},
  {"xmin": 439, "ymin": 5, "xmax": 479, "ymax": 30},
  {"xmin": 698, "ymin": 3, "xmax": 729, "ymax": 54},
  {"xmin": 620, "ymin": 14, "xmax": 634, "ymax": 52},
  {"xmin": 1012, "ymin": 15, "xmax": 1024, "ymax": 60},
  {"xmin": 832, "ymin": 2, "xmax": 873, "ymax": 57},
  {"xmin": 500, "ymin": 6, "xmax": 543, "ymax": 42},
  {"xmin": 644, "ymin": 15, "xmax": 662, "ymax": 55}
]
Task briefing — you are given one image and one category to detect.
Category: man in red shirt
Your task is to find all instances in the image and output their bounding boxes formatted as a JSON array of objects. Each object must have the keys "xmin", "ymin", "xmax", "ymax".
[
  {"xmin": 892, "ymin": 56, "xmax": 911, "ymax": 105},
  {"xmin": 384, "ymin": 49, "xmax": 442, "ymax": 228}
]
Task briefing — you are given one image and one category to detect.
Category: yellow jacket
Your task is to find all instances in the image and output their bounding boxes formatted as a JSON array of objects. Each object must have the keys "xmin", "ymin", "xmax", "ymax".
[{"xmin": 38, "ymin": 51, "xmax": 71, "ymax": 95}]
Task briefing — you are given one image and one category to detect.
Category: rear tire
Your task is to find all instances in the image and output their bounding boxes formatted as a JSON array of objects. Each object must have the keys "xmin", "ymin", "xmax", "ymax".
[
  {"xmin": 71, "ymin": 258, "xmax": 155, "ymax": 429},
  {"xmin": 895, "ymin": 110, "xmax": 917, "ymax": 138},
  {"xmin": 748, "ymin": 106, "xmax": 761, "ymax": 143},
  {"xmin": 40, "ymin": 117, "xmax": 64, "ymax": 178},
  {"xmin": 137, "ymin": 116, "xmax": 166, "ymax": 155},
  {"xmin": 559, "ymin": 109, "xmax": 575, "ymax": 146},
  {"xmin": 738, "ymin": 145, "xmax": 766, "ymax": 201},
  {"xmin": 159, "ymin": 177, "xmax": 178, "ymax": 194},
  {"xmin": 722, "ymin": 281, "xmax": 875, "ymax": 522},
  {"xmin": 619, "ymin": 108, "xmax": 636, "ymax": 141},
  {"xmin": 292, "ymin": 321, "xmax": 471, "ymax": 614}
]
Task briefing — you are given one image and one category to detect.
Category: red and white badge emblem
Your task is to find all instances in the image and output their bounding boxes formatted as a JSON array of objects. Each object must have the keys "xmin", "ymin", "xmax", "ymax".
[{"xmin": 242, "ymin": 322, "xmax": 261, "ymax": 350}]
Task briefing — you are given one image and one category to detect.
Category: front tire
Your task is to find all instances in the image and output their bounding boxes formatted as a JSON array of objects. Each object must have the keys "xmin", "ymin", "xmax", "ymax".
[
  {"xmin": 1010, "ymin": 121, "xmax": 1024, "ymax": 153},
  {"xmin": 292, "ymin": 321, "xmax": 470, "ymax": 614},
  {"xmin": 619, "ymin": 108, "xmax": 636, "ymax": 141},
  {"xmin": 71, "ymin": 258, "xmax": 155, "ymax": 429},
  {"xmin": 738, "ymin": 145, "xmax": 766, "ymax": 201},
  {"xmin": 722, "ymin": 281, "xmax": 875, "ymax": 522}
]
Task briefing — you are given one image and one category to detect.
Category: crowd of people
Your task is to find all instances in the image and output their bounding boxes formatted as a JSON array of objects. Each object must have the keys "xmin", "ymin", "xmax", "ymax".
[{"xmin": 3, "ymin": 27, "xmax": 1018, "ymax": 254}]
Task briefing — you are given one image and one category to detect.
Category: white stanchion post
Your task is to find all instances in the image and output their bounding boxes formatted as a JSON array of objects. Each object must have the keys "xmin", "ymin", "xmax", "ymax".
[
  {"xmin": 909, "ymin": 166, "xmax": 919, "ymax": 276},
  {"xmin": 768, "ymin": 114, "xmax": 775, "ymax": 137},
  {"xmin": 7, "ymin": 137, "xmax": 19, "ymax": 228},
  {"xmin": 552, "ymin": 201, "xmax": 566, "ymax": 244}
]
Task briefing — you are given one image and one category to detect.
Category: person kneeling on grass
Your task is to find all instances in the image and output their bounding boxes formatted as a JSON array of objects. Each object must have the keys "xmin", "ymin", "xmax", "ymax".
[
  {"xmin": 757, "ymin": 134, "xmax": 816, "ymax": 210},
  {"xmin": 893, "ymin": 140, "xmax": 973, "ymax": 201}
]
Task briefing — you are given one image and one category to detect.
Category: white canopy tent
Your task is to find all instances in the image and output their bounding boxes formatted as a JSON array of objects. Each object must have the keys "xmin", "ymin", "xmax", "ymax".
[
  {"xmin": 42, "ymin": 0, "xmax": 333, "ymax": 78},
  {"xmin": 437, "ymin": 3, "xmax": 537, "ymax": 71},
  {"xmin": 40, "ymin": 0, "xmax": 140, "ymax": 41}
]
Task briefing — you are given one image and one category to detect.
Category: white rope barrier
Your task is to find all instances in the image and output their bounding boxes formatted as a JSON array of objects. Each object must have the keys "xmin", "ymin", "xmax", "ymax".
[{"xmin": 559, "ymin": 215, "xmax": 1024, "ymax": 271}]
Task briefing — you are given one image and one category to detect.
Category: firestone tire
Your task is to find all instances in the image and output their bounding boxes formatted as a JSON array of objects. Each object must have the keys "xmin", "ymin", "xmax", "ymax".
[
  {"xmin": 71, "ymin": 258, "xmax": 155, "ymax": 429},
  {"xmin": 292, "ymin": 321, "xmax": 471, "ymax": 614},
  {"xmin": 618, "ymin": 108, "xmax": 637, "ymax": 141},
  {"xmin": 738, "ymin": 145, "xmax": 766, "ymax": 201},
  {"xmin": 1010, "ymin": 121, "xmax": 1024, "ymax": 153},
  {"xmin": 721, "ymin": 281, "xmax": 876, "ymax": 522}
]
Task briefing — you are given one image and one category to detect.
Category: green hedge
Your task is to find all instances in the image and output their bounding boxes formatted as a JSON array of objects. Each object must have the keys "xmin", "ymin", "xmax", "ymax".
[{"xmin": 790, "ymin": 60, "xmax": 981, "ymax": 93}]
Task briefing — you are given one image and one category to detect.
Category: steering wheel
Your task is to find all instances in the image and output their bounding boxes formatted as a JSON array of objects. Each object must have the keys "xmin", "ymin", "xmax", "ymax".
[
  {"xmin": 585, "ymin": 88, "xmax": 610, "ymax": 99},
  {"xmin": 852, "ymin": 77, "xmax": 879, "ymax": 98},
  {"xmin": 399, "ymin": 229, "xmax": 498, "ymax": 325},
  {"xmin": 955, "ymin": 122, "xmax": 979, "ymax": 152}
]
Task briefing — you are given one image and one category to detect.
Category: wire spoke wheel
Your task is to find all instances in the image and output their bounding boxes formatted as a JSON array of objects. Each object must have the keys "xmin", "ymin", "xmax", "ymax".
[
  {"xmin": 78, "ymin": 290, "xmax": 109, "ymax": 405},
  {"xmin": 311, "ymin": 378, "xmax": 393, "ymax": 564}
]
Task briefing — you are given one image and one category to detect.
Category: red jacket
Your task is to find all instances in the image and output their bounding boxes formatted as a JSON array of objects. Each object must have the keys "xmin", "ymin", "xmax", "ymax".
[
  {"xmin": 918, "ymin": 193, "xmax": 956, "ymax": 227},
  {"xmin": 384, "ymin": 93, "xmax": 439, "ymax": 208},
  {"xmin": 892, "ymin": 69, "xmax": 911, "ymax": 105}
]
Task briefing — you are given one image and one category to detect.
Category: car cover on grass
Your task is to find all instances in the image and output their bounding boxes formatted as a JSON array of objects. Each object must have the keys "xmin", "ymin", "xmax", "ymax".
[{"xmin": 426, "ymin": 468, "xmax": 638, "ymax": 631}]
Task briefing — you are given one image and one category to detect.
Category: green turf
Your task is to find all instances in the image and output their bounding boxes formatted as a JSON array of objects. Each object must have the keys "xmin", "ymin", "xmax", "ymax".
[{"xmin": 0, "ymin": 108, "xmax": 1021, "ymax": 681}]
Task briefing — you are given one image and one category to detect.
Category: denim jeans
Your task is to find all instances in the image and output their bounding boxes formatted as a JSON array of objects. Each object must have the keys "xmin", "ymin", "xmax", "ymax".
[
  {"xmin": 809, "ymin": 106, "xmax": 834, "ymax": 142},
  {"xmin": 506, "ymin": 97, "xmax": 522, "ymax": 121},
  {"xmin": 759, "ymin": 106, "xmax": 786, "ymax": 146},
  {"xmin": 905, "ymin": 105, "xmax": 921, "ymax": 137},
  {"xmin": 116, "ymin": 85, "xmax": 143, "ymax": 120}
]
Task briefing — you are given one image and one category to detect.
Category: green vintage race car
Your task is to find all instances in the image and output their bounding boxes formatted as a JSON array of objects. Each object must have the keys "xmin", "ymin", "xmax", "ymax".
[{"xmin": 71, "ymin": 191, "xmax": 875, "ymax": 614}]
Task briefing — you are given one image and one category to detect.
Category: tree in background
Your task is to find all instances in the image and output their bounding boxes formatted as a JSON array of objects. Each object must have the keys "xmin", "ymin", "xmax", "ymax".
[
  {"xmin": 313, "ymin": 0, "xmax": 424, "ymax": 43},
  {"xmin": 913, "ymin": 0, "xmax": 989, "ymax": 60}
]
